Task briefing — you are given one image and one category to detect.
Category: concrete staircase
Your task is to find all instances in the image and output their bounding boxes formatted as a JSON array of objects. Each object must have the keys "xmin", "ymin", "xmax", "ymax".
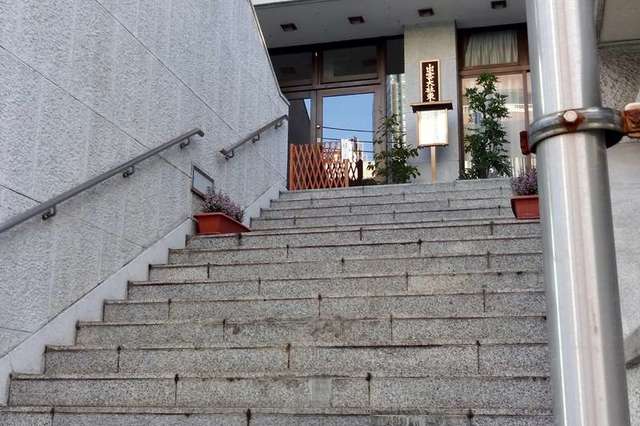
[{"xmin": 0, "ymin": 179, "xmax": 553, "ymax": 425}]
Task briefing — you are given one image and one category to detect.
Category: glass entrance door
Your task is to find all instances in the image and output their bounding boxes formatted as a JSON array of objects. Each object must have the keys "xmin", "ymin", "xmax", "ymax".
[
  {"xmin": 318, "ymin": 91, "xmax": 375, "ymax": 156},
  {"xmin": 285, "ymin": 87, "xmax": 381, "ymax": 188}
]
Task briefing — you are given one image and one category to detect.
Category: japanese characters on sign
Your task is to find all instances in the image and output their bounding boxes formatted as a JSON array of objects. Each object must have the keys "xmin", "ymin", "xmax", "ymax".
[{"xmin": 421, "ymin": 60, "xmax": 440, "ymax": 103}]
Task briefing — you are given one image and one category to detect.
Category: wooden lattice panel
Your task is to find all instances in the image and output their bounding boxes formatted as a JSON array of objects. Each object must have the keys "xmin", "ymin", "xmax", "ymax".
[
  {"xmin": 289, "ymin": 143, "xmax": 351, "ymax": 190},
  {"xmin": 347, "ymin": 159, "xmax": 364, "ymax": 186}
]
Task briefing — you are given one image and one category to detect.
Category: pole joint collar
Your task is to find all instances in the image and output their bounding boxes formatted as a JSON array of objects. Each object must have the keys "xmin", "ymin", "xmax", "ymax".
[{"xmin": 527, "ymin": 106, "xmax": 631, "ymax": 153}]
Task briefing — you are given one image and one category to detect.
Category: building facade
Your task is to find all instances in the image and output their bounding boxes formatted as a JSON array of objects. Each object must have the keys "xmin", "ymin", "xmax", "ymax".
[
  {"xmin": 0, "ymin": 0, "xmax": 638, "ymax": 422},
  {"xmin": 253, "ymin": 0, "xmax": 640, "ymax": 421}
]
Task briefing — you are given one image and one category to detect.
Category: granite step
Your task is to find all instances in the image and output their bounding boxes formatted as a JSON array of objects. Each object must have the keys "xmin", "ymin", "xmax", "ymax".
[
  {"xmin": 168, "ymin": 236, "xmax": 542, "ymax": 265},
  {"xmin": 128, "ymin": 271, "xmax": 543, "ymax": 302},
  {"xmin": 261, "ymin": 197, "xmax": 511, "ymax": 219},
  {"xmin": 148, "ymin": 253, "xmax": 543, "ymax": 282},
  {"xmin": 43, "ymin": 343, "xmax": 549, "ymax": 377},
  {"xmin": 271, "ymin": 187, "xmax": 510, "ymax": 209},
  {"xmin": 102, "ymin": 290, "xmax": 545, "ymax": 323},
  {"xmin": 0, "ymin": 407, "xmax": 555, "ymax": 426},
  {"xmin": 3, "ymin": 179, "xmax": 554, "ymax": 423},
  {"xmin": 0, "ymin": 406, "xmax": 554, "ymax": 426},
  {"xmin": 240, "ymin": 217, "xmax": 536, "ymax": 235},
  {"xmin": 75, "ymin": 315, "xmax": 548, "ymax": 347},
  {"xmin": 252, "ymin": 207, "xmax": 514, "ymax": 230},
  {"xmin": 277, "ymin": 178, "xmax": 509, "ymax": 201},
  {"xmin": 8, "ymin": 373, "xmax": 551, "ymax": 411},
  {"xmin": 187, "ymin": 220, "xmax": 541, "ymax": 251}
]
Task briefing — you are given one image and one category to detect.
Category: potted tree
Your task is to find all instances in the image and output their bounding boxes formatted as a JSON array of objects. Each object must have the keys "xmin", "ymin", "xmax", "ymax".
[
  {"xmin": 510, "ymin": 168, "xmax": 539, "ymax": 220},
  {"xmin": 194, "ymin": 188, "xmax": 249, "ymax": 235}
]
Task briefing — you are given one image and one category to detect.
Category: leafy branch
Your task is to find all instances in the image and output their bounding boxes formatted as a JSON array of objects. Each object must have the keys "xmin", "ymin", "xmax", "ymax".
[{"xmin": 367, "ymin": 115, "xmax": 420, "ymax": 184}]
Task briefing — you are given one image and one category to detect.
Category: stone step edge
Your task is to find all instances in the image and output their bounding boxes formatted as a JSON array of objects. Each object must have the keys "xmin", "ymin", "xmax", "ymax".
[
  {"xmin": 254, "ymin": 206, "xmax": 510, "ymax": 223},
  {"xmin": 280, "ymin": 178, "xmax": 508, "ymax": 195},
  {"xmin": 130, "ymin": 269, "xmax": 541, "ymax": 289},
  {"xmin": 150, "ymin": 251, "xmax": 544, "ymax": 271},
  {"xmin": 78, "ymin": 313, "xmax": 547, "ymax": 329},
  {"xmin": 264, "ymin": 196, "xmax": 510, "ymax": 214},
  {"xmin": 105, "ymin": 288, "xmax": 546, "ymax": 307},
  {"xmin": 126, "ymin": 285, "xmax": 544, "ymax": 303},
  {"xmin": 251, "ymin": 216, "xmax": 534, "ymax": 233},
  {"xmin": 0, "ymin": 405, "xmax": 552, "ymax": 417},
  {"xmin": 274, "ymin": 186, "xmax": 509, "ymax": 203},
  {"xmin": 172, "ymin": 235, "xmax": 542, "ymax": 256},
  {"xmin": 190, "ymin": 218, "xmax": 539, "ymax": 241},
  {"xmin": 93, "ymin": 314, "xmax": 548, "ymax": 329},
  {"xmin": 46, "ymin": 341, "xmax": 549, "ymax": 353},
  {"xmin": 10, "ymin": 372, "xmax": 550, "ymax": 382}
]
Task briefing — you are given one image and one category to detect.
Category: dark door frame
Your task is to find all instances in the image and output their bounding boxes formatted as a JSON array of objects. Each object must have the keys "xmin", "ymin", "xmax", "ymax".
[
  {"xmin": 314, "ymin": 85, "xmax": 383, "ymax": 148},
  {"xmin": 276, "ymin": 38, "xmax": 390, "ymax": 189}
]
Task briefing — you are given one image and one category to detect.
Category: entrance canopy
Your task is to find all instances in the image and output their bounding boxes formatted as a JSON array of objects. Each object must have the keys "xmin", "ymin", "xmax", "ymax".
[
  {"xmin": 254, "ymin": 0, "xmax": 526, "ymax": 48},
  {"xmin": 254, "ymin": 0, "xmax": 640, "ymax": 49}
]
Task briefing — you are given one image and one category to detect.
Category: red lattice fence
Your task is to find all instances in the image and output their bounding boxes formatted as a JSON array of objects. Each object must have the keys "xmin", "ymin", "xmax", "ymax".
[{"xmin": 289, "ymin": 143, "xmax": 350, "ymax": 190}]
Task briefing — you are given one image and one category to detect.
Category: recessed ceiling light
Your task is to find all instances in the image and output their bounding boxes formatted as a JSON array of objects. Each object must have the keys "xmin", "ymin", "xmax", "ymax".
[
  {"xmin": 491, "ymin": 0, "xmax": 507, "ymax": 9},
  {"xmin": 348, "ymin": 16, "xmax": 365, "ymax": 25},
  {"xmin": 418, "ymin": 8, "xmax": 435, "ymax": 17},
  {"xmin": 280, "ymin": 23, "xmax": 298, "ymax": 32}
]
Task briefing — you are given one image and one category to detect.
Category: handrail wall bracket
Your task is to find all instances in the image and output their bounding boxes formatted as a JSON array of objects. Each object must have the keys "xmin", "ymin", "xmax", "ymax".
[{"xmin": 220, "ymin": 115, "xmax": 288, "ymax": 160}]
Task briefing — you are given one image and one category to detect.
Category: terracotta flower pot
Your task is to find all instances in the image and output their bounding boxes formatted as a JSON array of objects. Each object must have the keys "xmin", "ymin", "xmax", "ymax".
[
  {"xmin": 193, "ymin": 212, "xmax": 250, "ymax": 235},
  {"xmin": 510, "ymin": 195, "xmax": 540, "ymax": 220}
]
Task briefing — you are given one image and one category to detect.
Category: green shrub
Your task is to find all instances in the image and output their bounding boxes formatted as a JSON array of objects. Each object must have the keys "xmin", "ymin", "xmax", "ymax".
[
  {"xmin": 367, "ymin": 115, "xmax": 420, "ymax": 184},
  {"xmin": 463, "ymin": 73, "xmax": 512, "ymax": 179}
]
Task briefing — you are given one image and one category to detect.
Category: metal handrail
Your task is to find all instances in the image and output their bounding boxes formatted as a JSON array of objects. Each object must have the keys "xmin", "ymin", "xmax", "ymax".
[
  {"xmin": 0, "ymin": 128, "xmax": 204, "ymax": 234},
  {"xmin": 220, "ymin": 114, "xmax": 288, "ymax": 160}
]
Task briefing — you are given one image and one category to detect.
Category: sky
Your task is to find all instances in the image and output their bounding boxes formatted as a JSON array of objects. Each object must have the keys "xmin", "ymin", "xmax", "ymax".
[{"xmin": 312, "ymin": 93, "xmax": 375, "ymax": 158}]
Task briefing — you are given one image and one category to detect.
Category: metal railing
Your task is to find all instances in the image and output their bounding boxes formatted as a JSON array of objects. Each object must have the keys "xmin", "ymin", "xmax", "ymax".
[
  {"xmin": 220, "ymin": 115, "xmax": 288, "ymax": 160},
  {"xmin": 0, "ymin": 128, "xmax": 204, "ymax": 234}
]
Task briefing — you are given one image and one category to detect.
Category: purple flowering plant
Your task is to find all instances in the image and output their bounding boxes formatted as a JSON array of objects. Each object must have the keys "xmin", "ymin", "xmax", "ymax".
[
  {"xmin": 201, "ymin": 188, "xmax": 244, "ymax": 222},
  {"xmin": 511, "ymin": 168, "xmax": 538, "ymax": 196}
]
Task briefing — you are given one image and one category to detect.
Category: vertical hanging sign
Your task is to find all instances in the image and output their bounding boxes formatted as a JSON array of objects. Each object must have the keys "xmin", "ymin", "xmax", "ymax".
[{"xmin": 420, "ymin": 60, "xmax": 440, "ymax": 103}]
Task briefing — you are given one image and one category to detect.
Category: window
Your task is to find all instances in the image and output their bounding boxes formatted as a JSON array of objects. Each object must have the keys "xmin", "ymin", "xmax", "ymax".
[
  {"xmin": 458, "ymin": 24, "xmax": 533, "ymax": 176},
  {"xmin": 322, "ymin": 45, "xmax": 379, "ymax": 83},
  {"xmin": 464, "ymin": 30, "xmax": 519, "ymax": 67},
  {"xmin": 462, "ymin": 73, "xmax": 531, "ymax": 174},
  {"xmin": 272, "ymin": 52, "xmax": 313, "ymax": 87},
  {"xmin": 459, "ymin": 25, "xmax": 529, "ymax": 72}
]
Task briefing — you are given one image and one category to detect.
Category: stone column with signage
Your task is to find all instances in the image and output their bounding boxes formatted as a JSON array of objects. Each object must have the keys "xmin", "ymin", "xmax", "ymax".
[
  {"xmin": 412, "ymin": 60, "xmax": 453, "ymax": 183},
  {"xmin": 404, "ymin": 22, "xmax": 461, "ymax": 183}
]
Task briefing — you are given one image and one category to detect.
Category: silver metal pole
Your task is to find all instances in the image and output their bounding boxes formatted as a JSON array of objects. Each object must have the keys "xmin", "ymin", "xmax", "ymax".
[{"xmin": 526, "ymin": 0, "xmax": 630, "ymax": 425}]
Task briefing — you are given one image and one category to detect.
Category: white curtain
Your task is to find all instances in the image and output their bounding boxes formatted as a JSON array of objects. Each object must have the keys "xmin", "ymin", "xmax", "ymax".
[{"xmin": 464, "ymin": 30, "xmax": 519, "ymax": 67}]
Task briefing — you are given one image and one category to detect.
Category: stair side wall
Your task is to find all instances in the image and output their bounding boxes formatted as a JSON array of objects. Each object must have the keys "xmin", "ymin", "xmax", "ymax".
[
  {"xmin": 600, "ymin": 42, "xmax": 640, "ymax": 425},
  {"xmin": 0, "ymin": 0, "xmax": 288, "ymax": 400}
]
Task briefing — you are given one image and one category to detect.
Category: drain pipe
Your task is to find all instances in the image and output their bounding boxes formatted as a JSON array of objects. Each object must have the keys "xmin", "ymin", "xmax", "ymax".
[{"xmin": 526, "ymin": 0, "xmax": 630, "ymax": 424}]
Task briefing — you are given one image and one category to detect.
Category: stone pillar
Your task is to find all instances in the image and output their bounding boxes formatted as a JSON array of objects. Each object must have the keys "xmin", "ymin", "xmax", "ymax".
[{"xmin": 403, "ymin": 22, "xmax": 460, "ymax": 183}]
